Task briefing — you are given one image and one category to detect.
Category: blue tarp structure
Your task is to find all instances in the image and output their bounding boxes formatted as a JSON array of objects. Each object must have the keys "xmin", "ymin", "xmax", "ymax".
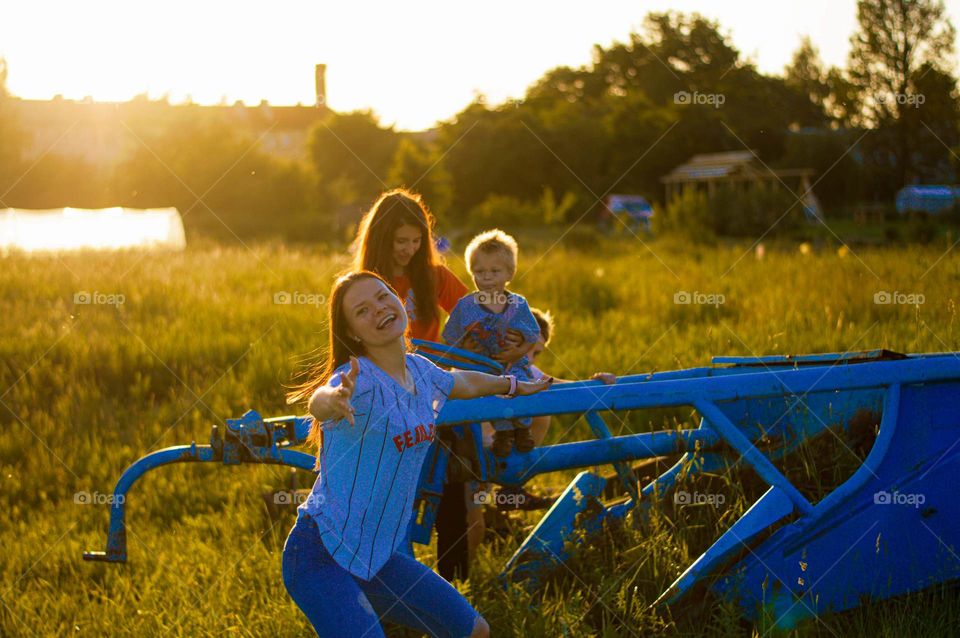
[
  {"xmin": 606, "ymin": 194, "xmax": 654, "ymax": 231},
  {"xmin": 895, "ymin": 185, "xmax": 960, "ymax": 215}
]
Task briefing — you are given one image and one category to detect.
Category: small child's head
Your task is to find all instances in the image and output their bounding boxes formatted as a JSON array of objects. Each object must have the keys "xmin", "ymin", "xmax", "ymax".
[
  {"xmin": 528, "ymin": 307, "xmax": 554, "ymax": 364},
  {"xmin": 465, "ymin": 229, "xmax": 518, "ymax": 292}
]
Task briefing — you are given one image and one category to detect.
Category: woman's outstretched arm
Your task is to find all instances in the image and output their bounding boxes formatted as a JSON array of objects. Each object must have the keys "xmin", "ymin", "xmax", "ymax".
[{"xmin": 449, "ymin": 370, "xmax": 552, "ymax": 400}]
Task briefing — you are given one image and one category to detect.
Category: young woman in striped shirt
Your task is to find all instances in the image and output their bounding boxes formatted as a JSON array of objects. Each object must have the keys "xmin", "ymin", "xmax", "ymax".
[{"xmin": 283, "ymin": 270, "xmax": 551, "ymax": 637}]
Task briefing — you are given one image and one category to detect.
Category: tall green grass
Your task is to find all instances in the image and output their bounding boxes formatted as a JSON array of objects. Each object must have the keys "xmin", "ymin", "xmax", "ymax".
[{"xmin": 1, "ymin": 233, "xmax": 958, "ymax": 636}]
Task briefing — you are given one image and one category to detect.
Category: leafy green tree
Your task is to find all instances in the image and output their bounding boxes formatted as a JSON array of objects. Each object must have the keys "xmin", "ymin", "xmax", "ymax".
[
  {"xmin": 847, "ymin": 0, "xmax": 956, "ymax": 185},
  {"xmin": 903, "ymin": 62, "xmax": 960, "ymax": 183},
  {"xmin": 467, "ymin": 193, "xmax": 540, "ymax": 229},
  {"xmin": 438, "ymin": 11, "xmax": 810, "ymax": 222},
  {"xmin": 824, "ymin": 67, "xmax": 862, "ymax": 126},
  {"xmin": 113, "ymin": 110, "xmax": 311, "ymax": 239},
  {"xmin": 524, "ymin": 96, "xmax": 609, "ymax": 203},
  {"xmin": 387, "ymin": 137, "xmax": 453, "ymax": 220},
  {"xmin": 599, "ymin": 91, "xmax": 681, "ymax": 199},
  {"xmin": 778, "ymin": 128, "xmax": 868, "ymax": 207},
  {"xmin": 525, "ymin": 64, "xmax": 607, "ymax": 106},
  {"xmin": 590, "ymin": 12, "xmax": 801, "ymax": 159},
  {"xmin": 436, "ymin": 100, "xmax": 554, "ymax": 215},
  {"xmin": 308, "ymin": 110, "xmax": 398, "ymax": 209},
  {"xmin": 539, "ymin": 187, "xmax": 578, "ymax": 225},
  {"xmin": 595, "ymin": 12, "xmax": 737, "ymax": 105},
  {"xmin": 432, "ymin": 7, "xmax": 960, "ymax": 225},
  {"xmin": 784, "ymin": 37, "xmax": 832, "ymax": 127}
]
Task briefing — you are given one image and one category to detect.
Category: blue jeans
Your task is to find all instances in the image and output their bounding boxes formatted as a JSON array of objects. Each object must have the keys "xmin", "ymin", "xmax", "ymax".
[{"xmin": 282, "ymin": 512, "xmax": 482, "ymax": 637}]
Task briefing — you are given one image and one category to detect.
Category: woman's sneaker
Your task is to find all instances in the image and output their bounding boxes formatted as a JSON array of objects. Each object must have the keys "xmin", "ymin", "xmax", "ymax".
[
  {"xmin": 514, "ymin": 427, "xmax": 535, "ymax": 453},
  {"xmin": 492, "ymin": 429, "xmax": 514, "ymax": 457}
]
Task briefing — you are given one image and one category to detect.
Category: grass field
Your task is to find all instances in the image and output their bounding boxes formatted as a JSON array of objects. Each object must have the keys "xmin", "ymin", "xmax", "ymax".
[{"xmin": 2, "ymin": 232, "xmax": 959, "ymax": 637}]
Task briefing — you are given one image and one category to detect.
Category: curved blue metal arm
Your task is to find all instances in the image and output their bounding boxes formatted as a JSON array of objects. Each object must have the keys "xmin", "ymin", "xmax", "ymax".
[
  {"xmin": 83, "ymin": 411, "xmax": 317, "ymax": 563},
  {"xmin": 410, "ymin": 338, "xmax": 503, "ymax": 374}
]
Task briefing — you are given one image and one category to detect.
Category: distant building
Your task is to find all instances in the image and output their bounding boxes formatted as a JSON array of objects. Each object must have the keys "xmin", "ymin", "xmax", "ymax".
[
  {"xmin": 661, "ymin": 150, "xmax": 821, "ymax": 220},
  {"xmin": 8, "ymin": 64, "xmax": 330, "ymax": 168}
]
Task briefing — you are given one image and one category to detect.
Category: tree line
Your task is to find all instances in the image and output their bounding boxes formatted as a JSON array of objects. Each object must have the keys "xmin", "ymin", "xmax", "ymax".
[{"xmin": 1, "ymin": 1, "xmax": 957, "ymax": 241}]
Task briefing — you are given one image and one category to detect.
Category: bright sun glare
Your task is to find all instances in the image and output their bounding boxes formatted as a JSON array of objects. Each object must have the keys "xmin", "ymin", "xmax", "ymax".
[{"xmin": 0, "ymin": 208, "xmax": 187, "ymax": 253}]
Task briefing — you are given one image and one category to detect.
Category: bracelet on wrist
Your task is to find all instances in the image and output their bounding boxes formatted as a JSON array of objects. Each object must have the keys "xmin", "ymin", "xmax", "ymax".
[{"xmin": 503, "ymin": 374, "xmax": 518, "ymax": 397}]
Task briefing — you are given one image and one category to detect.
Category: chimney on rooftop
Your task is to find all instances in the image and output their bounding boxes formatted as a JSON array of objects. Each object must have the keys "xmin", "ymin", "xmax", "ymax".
[{"xmin": 315, "ymin": 64, "xmax": 327, "ymax": 107}]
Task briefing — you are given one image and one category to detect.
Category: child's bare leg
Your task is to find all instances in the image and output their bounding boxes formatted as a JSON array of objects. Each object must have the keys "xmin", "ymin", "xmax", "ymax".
[
  {"xmin": 530, "ymin": 414, "xmax": 551, "ymax": 446},
  {"xmin": 481, "ymin": 421, "xmax": 494, "ymax": 450}
]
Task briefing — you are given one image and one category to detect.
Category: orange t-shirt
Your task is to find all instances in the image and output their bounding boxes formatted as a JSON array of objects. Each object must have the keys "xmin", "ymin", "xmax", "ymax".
[{"xmin": 391, "ymin": 264, "xmax": 468, "ymax": 343}]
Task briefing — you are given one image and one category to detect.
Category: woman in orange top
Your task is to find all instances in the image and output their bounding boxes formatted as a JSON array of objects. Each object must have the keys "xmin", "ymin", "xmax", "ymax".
[{"xmin": 352, "ymin": 189, "xmax": 466, "ymax": 343}]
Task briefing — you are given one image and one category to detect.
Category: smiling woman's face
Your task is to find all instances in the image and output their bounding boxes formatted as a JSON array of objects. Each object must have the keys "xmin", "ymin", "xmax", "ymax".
[
  {"xmin": 392, "ymin": 224, "xmax": 423, "ymax": 271},
  {"xmin": 342, "ymin": 277, "xmax": 408, "ymax": 346}
]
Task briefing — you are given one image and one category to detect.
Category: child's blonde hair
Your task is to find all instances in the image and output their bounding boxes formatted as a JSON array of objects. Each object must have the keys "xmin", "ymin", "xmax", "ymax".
[{"xmin": 465, "ymin": 229, "xmax": 519, "ymax": 277}]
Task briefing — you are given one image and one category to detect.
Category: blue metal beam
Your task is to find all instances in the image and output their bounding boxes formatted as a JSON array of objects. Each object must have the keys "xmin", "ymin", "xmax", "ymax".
[{"xmin": 437, "ymin": 356, "xmax": 960, "ymax": 425}]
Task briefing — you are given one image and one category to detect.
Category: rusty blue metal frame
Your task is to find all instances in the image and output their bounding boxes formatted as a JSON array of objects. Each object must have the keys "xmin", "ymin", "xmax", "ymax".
[{"xmin": 82, "ymin": 344, "xmax": 960, "ymax": 630}]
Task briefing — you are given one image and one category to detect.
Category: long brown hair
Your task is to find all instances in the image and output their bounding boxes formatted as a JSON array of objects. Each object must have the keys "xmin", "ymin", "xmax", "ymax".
[
  {"xmin": 286, "ymin": 270, "xmax": 403, "ymax": 468},
  {"xmin": 353, "ymin": 188, "xmax": 441, "ymax": 328}
]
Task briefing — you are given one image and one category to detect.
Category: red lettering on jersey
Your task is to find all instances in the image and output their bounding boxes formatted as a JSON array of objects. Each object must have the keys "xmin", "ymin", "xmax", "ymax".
[{"xmin": 393, "ymin": 424, "xmax": 439, "ymax": 451}]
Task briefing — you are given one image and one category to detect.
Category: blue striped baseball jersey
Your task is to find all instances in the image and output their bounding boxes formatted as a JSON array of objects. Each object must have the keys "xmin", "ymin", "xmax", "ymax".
[{"xmin": 297, "ymin": 352, "xmax": 455, "ymax": 581}]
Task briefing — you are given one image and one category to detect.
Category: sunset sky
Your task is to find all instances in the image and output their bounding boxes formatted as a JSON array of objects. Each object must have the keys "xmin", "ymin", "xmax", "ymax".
[{"xmin": 2, "ymin": 0, "xmax": 959, "ymax": 131}]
